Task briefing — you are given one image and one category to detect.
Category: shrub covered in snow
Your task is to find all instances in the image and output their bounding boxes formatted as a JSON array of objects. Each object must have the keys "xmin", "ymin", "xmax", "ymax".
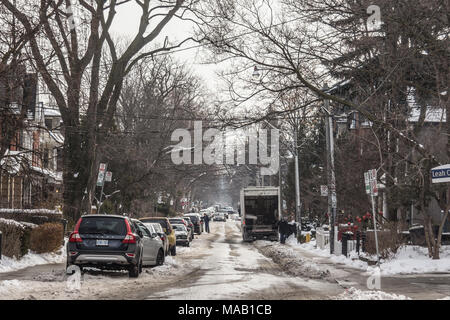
[
  {"xmin": 0, "ymin": 218, "xmax": 37, "ymax": 258},
  {"xmin": 0, "ymin": 209, "xmax": 62, "ymax": 225},
  {"xmin": 365, "ymin": 223, "xmax": 405, "ymax": 259},
  {"xmin": 30, "ymin": 223, "xmax": 64, "ymax": 254}
]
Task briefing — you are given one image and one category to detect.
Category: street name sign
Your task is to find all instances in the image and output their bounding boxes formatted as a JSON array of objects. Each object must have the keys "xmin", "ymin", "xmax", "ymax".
[
  {"xmin": 320, "ymin": 185, "xmax": 328, "ymax": 197},
  {"xmin": 364, "ymin": 169, "xmax": 378, "ymax": 196},
  {"xmin": 105, "ymin": 171, "xmax": 112, "ymax": 182},
  {"xmin": 364, "ymin": 172, "xmax": 370, "ymax": 194},
  {"xmin": 431, "ymin": 165, "xmax": 450, "ymax": 183}
]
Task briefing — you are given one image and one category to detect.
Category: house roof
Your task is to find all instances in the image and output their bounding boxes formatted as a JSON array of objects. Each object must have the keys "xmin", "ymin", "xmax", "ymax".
[
  {"xmin": 44, "ymin": 108, "xmax": 61, "ymax": 117},
  {"xmin": 408, "ymin": 107, "xmax": 446, "ymax": 123},
  {"xmin": 49, "ymin": 131, "xmax": 64, "ymax": 144}
]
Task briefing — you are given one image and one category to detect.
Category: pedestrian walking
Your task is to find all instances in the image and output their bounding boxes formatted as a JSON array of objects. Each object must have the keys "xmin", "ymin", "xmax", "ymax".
[
  {"xmin": 203, "ymin": 213, "xmax": 210, "ymax": 233},
  {"xmin": 278, "ymin": 217, "xmax": 290, "ymax": 244}
]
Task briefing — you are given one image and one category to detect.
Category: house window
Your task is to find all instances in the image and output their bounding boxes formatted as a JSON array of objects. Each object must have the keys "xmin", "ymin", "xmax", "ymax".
[
  {"xmin": 43, "ymin": 149, "xmax": 49, "ymax": 169},
  {"xmin": 45, "ymin": 118, "xmax": 53, "ymax": 130}
]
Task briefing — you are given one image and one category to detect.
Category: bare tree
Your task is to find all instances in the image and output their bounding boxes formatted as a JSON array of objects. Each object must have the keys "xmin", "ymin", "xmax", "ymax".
[
  {"xmin": 199, "ymin": 0, "xmax": 449, "ymax": 257},
  {"xmin": 0, "ymin": 0, "xmax": 201, "ymax": 225}
]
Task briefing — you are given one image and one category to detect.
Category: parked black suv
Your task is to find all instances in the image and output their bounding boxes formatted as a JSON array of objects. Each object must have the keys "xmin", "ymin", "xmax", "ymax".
[
  {"xmin": 66, "ymin": 215, "xmax": 144, "ymax": 278},
  {"xmin": 184, "ymin": 214, "xmax": 202, "ymax": 234}
]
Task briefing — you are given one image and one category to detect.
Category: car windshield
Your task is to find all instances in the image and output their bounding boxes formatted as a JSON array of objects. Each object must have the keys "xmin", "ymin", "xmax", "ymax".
[
  {"xmin": 150, "ymin": 224, "xmax": 163, "ymax": 233},
  {"xmin": 79, "ymin": 217, "xmax": 127, "ymax": 235},
  {"xmin": 173, "ymin": 224, "xmax": 186, "ymax": 231},
  {"xmin": 141, "ymin": 218, "xmax": 167, "ymax": 229},
  {"xmin": 185, "ymin": 215, "xmax": 198, "ymax": 223}
]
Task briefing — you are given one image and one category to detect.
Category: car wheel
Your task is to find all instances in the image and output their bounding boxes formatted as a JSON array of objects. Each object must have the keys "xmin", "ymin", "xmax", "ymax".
[
  {"xmin": 139, "ymin": 260, "xmax": 143, "ymax": 274},
  {"xmin": 129, "ymin": 259, "xmax": 141, "ymax": 278},
  {"xmin": 185, "ymin": 242, "xmax": 190, "ymax": 247},
  {"xmin": 171, "ymin": 245, "xmax": 177, "ymax": 256},
  {"xmin": 156, "ymin": 250, "xmax": 165, "ymax": 266}
]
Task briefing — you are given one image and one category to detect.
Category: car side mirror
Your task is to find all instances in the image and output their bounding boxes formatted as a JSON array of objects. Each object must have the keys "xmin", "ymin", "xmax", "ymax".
[
  {"xmin": 137, "ymin": 230, "xmax": 143, "ymax": 238},
  {"xmin": 152, "ymin": 233, "xmax": 158, "ymax": 238}
]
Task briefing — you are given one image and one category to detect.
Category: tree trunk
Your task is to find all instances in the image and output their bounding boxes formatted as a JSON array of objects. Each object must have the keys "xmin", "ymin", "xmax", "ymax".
[
  {"xmin": 62, "ymin": 124, "xmax": 98, "ymax": 229},
  {"xmin": 62, "ymin": 126, "xmax": 85, "ymax": 228}
]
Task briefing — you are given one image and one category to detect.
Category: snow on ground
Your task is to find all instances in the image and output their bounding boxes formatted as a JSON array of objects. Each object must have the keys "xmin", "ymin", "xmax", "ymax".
[
  {"xmin": 366, "ymin": 246, "xmax": 450, "ymax": 276},
  {"xmin": 0, "ymin": 231, "xmax": 211, "ymax": 299},
  {"xmin": 0, "ymin": 250, "xmax": 193, "ymax": 300},
  {"xmin": 0, "ymin": 279, "xmax": 24, "ymax": 295},
  {"xmin": 0, "ymin": 240, "xmax": 67, "ymax": 273},
  {"xmin": 147, "ymin": 221, "xmax": 342, "ymax": 300},
  {"xmin": 335, "ymin": 287, "xmax": 411, "ymax": 300},
  {"xmin": 266, "ymin": 235, "xmax": 450, "ymax": 276},
  {"xmin": 254, "ymin": 238, "xmax": 332, "ymax": 280},
  {"xmin": 287, "ymin": 236, "xmax": 330, "ymax": 257}
]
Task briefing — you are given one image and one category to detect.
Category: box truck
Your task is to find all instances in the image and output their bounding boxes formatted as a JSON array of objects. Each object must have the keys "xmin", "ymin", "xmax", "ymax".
[{"xmin": 240, "ymin": 186, "xmax": 281, "ymax": 242}]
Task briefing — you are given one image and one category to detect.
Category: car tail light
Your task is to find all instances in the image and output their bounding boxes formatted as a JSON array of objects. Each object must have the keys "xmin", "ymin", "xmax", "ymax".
[
  {"xmin": 125, "ymin": 253, "xmax": 135, "ymax": 258},
  {"xmin": 69, "ymin": 232, "xmax": 83, "ymax": 243},
  {"xmin": 69, "ymin": 218, "xmax": 83, "ymax": 243},
  {"xmin": 123, "ymin": 219, "xmax": 137, "ymax": 244}
]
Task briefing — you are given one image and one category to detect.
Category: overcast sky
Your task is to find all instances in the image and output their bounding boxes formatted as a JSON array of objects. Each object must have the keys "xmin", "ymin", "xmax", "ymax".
[{"xmin": 109, "ymin": 2, "xmax": 223, "ymax": 94}]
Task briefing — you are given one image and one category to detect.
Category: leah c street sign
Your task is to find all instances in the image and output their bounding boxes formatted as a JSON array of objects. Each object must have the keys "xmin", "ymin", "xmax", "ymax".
[{"xmin": 431, "ymin": 165, "xmax": 450, "ymax": 184}]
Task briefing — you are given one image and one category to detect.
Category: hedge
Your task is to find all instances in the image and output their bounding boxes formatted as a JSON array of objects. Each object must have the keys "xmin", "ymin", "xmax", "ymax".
[
  {"xmin": 30, "ymin": 223, "xmax": 64, "ymax": 254},
  {"xmin": 365, "ymin": 228, "xmax": 405, "ymax": 259},
  {"xmin": 0, "ymin": 218, "xmax": 36, "ymax": 258}
]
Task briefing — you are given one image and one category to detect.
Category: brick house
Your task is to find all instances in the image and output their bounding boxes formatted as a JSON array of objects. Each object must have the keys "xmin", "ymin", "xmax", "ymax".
[{"xmin": 0, "ymin": 63, "xmax": 63, "ymax": 209}]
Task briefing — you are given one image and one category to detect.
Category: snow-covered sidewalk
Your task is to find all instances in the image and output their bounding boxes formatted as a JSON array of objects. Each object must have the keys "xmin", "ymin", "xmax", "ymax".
[
  {"xmin": 254, "ymin": 236, "xmax": 450, "ymax": 300},
  {"xmin": 0, "ymin": 240, "xmax": 67, "ymax": 274},
  {"xmin": 281, "ymin": 235, "xmax": 450, "ymax": 276}
]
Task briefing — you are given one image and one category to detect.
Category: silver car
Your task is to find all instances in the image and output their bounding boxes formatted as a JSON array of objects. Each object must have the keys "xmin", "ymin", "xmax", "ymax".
[
  {"xmin": 132, "ymin": 220, "xmax": 165, "ymax": 267},
  {"xmin": 144, "ymin": 222, "xmax": 170, "ymax": 256}
]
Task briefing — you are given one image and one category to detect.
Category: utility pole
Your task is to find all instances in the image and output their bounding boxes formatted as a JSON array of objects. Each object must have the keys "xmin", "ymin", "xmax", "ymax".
[
  {"xmin": 97, "ymin": 163, "xmax": 107, "ymax": 214},
  {"xmin": 323, "ymin": 90, "xmax": 337, "ymax": 254},
  {"xmin": 294, "ymin": 125, "xmax": 301, "ymax": 238}
]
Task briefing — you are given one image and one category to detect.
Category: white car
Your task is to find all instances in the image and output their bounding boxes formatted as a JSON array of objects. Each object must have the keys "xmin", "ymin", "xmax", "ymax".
[
  {"xmin": 132, "ymin": 220, "xmax": 165, "ymax": 267},
  {"xmin": 172, "ymin": 224, "xmax": 190, "ymax": 247}
]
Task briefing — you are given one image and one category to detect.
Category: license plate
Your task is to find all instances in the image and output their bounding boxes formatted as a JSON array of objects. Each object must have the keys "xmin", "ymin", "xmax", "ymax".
[{"xmin": 96, "ymin": 240, "xmax": 109, "ymax": 247}]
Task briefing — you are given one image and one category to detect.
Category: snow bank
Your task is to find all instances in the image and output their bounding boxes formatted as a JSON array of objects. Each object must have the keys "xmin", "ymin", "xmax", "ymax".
[
  {"xmin": 0, "ymin": 239, "xmax": 66, "ymax": 273},
  {"xmin": 286, "ymin": 235, "xmax": 450, "ymax": 275},
  {"xmin": 290, "ymin": 237, "xmax": 330, "ymax": 257},
  {"xmin": 335, "ymin": 287, "xmax": 411, "ymax": 300},
  {"xmin": 329, "ymin": 251, "xmax": 368, "ymax": 270},
  {"xmin": 254, "ymin": 240, "xmax": 332, "ymax": 280},
  {"xmin": 366, "ymin": 246, "xmax": 450, "ymax": 276},
  {"xmin": 0, "ymin": 208, "xmax": 61, "ymax": 215}
]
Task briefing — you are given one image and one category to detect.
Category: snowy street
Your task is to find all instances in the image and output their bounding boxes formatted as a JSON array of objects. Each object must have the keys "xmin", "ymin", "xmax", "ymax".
[{"xmin": 1, "ymin": 220, "xmax": 449, "ymax": 300}]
